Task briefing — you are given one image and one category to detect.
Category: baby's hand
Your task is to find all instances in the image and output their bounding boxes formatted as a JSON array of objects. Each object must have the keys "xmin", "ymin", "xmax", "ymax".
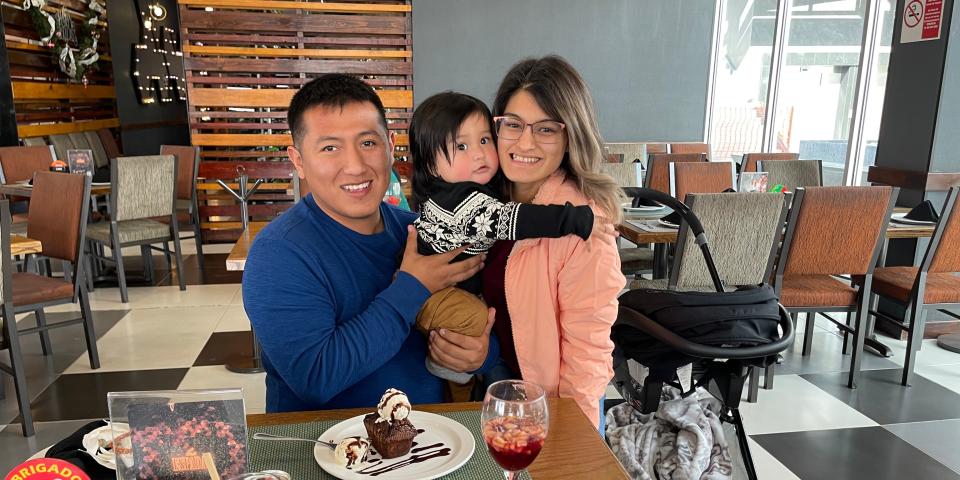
[{"xmin": 586, "ymin": 216, "xmax": 618, "ymax": 252}]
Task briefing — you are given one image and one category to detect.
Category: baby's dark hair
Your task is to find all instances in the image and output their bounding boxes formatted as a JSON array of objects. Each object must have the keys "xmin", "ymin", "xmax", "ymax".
[{"xmin": 409, "ymin": 91, "xmax": 505, "ymax": 206}]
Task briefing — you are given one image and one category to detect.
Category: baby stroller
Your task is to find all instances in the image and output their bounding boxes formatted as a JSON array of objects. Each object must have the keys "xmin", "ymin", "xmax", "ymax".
[{"xmin": 611, "ymin": 188, "xmax": 795, "ymax": 480}]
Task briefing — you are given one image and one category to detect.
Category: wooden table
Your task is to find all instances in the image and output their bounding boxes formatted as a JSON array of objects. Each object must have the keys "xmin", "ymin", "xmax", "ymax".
[
  {"xmin": 226, "ymin": 221, "xmax": 268, "ymax": 271},
  {"xmin": 247, "ymin": 397, "xmax": 629, "ymax": 480},
  {"xmin": 618, "ymin": 213, "xmax": 936, "ymax": 246},
  {"xmin": 0, "ymin": 183, "xmax": 111, "ymax": 198},
  {"xmin": 11, "ymin": 235, "xmax": 42, "ymax": 256}
]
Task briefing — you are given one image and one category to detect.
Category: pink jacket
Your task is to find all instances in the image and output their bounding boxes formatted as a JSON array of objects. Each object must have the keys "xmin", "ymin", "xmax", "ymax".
[{"xmin": 504, "ymin": 170, "xmax": 625, "ymax": 427}]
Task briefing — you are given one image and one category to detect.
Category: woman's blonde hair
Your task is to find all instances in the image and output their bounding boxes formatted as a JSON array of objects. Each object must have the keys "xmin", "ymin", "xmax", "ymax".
[{"xmin": 493, "ymin": 55, "xmax": 624, "ymax": 222}]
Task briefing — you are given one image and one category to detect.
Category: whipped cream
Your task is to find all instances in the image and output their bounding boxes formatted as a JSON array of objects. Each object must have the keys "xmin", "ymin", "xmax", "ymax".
[
  {"xmin": 333, "ymin": 436, "xmax": 370, "ymax": 469},
  {"xmin": 376, "ymin": 388, "xmax": 411, "ymax": 423}
]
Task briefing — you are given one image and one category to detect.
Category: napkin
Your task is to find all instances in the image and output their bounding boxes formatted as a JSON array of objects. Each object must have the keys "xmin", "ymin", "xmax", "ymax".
[
  {"xmin": 45, "ymin": 420, "xmax": 115, "ymax": 480},
  {"xmin": 91, "ymin": 167, "xmax": 111, "ymax": 184},
  {"xmin": 904, "ymin": 200, "xmax": 939, "ymax": 223}
]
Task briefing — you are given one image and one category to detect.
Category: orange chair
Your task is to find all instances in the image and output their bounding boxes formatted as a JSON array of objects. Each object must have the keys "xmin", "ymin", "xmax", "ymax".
[
  {"xmin": 741, "ymin": 152, "xmax": 799, "ymax": 173},
  {"xmin": 643, "ymin": 153, "xmax": 706, "ymax": 194},
  {"xmin": 866, "ymin": 187, "xmax": 960, "ymax": 386},
  {"xmin": 1, "ymin": 172, "xmax": 99, "ymax": 437},
  {"xmin": 771, "ymin": 186, "xmax": 897, "ymax": 390},
  {"xmin": 669, "ymin": 142, "xmax": 710, "ymax": 157},
  {"xmin": 160, "ymin": 145, "xmax": 204, "ymax": 269},
  {"xmin": 669, "ymin": 161, "xmax": 736, "ymax": 201}
]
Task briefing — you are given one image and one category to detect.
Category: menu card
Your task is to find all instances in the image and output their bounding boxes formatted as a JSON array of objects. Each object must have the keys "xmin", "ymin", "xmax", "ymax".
[{"xmin": 108, "ymin": 389, "xmax": 249, "ymax": 480}]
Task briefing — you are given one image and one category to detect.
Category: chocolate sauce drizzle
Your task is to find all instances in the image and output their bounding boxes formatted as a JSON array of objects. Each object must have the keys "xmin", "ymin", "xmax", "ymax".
[{"xmin": 356, "ymin": 443, "xmax": 450, "ymax": 476}]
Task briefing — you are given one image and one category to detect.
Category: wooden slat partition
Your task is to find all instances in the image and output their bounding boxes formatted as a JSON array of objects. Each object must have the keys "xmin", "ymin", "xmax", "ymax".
[
  {"xmin": 179, "ymin": 0, "xmax": 412, "ymax": 240},
  {"xmin": 2, "ymin": 1, "xmax": 117, "ymax": 141}
]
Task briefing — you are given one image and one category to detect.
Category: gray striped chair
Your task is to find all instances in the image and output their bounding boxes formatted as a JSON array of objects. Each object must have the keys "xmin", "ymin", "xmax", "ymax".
[
  {"xmin": 630, "ymin": 192, "xmax": 789, "ymax": 292},
  {"xmin": 86, "ymin": 155, "xmax": 185, "ymax": 302},
  {"xmin": 83, "ymin": 131, "xmax": 111, "ymax": 169},
  {"xmin": 759, "ymin": 159, "xmax": 823, "ymax": 191},
  {"xmin": 604, "ymin": 143, "xmax": 647, "ymax": 164}
]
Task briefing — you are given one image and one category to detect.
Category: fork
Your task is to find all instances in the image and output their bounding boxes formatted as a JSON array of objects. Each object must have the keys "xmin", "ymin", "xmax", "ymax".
[{"xmin": 252, "ymin": 433, "xmax": 338, "ymax": 451}]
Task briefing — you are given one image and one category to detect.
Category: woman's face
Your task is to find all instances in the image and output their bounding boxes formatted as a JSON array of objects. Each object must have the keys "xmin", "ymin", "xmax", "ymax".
[{"xmin": 497, "ymin": 90, "xmax": 566, "ymax": 191}]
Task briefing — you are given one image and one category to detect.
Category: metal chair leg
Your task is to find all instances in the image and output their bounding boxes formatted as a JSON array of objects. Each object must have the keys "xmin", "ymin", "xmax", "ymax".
[
  {"xmin": 847, "ymin": 286, "xmax": 872, "ymax": 389},
  {"xmin": 193, "ymin": 217, "xmax": 206, "ymax": 276},
  {"xmin": 3, "ymin": 303, "xmax": 36, "ymax": 437},
  {"xmin": 111, "ymin": 232, "xmax": 129, "ymax": 303},
  {"xmin": 171, "ymin": 232, "xmax": 187, "ymax": 292},
  {"xmin": 140, "ymin": 244, "xmax": 154, "ymax": 283},
  {"xmin": 747, "ymin": 367, "xmax": 760, "ymax": 403},
  {"xmin": 842, "ymin": 311, "xmax": 852, "ymax": 355},
  {"xmin": 764, "ymin": 364, "xmax": 775, "ymax": 390},
  {"xmin": 79, "ymin": 286, "xmax": 100, "ymax": 369},
  {"xmin": 162, "ymin": 241, "xmax": 172, "ymax": 271},
  {"xmin": 902, "ymin": 305, "xmax": 927, "ymax": 387},
  {"xmin": 802, "ymin": 312, "xmax": 815, "ymax": 356},
  {"xmin": 34, "ymin": 309, "xmax": 52, "ymax": 356}
]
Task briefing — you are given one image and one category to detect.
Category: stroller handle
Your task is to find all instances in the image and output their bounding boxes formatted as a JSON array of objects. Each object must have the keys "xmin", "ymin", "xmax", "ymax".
[
  {"xmin": 622, "ymin": 187, "xmax": 724, "ymax": 292},
  {"xmin": 617, "ymin": 304, "xmax": 796, "ymax": 360}
]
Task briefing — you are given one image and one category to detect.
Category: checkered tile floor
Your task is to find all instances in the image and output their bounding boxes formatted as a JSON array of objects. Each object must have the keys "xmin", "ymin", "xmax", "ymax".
[{"xmin": 2, "ymin": 248, "xmax": 960, "ymax": 479}]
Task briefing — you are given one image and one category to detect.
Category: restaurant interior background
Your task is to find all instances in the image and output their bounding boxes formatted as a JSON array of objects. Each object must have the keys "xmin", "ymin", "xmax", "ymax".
[{"xmin": 2, "ymin": 0, "xmax": 960, "ymax": 478}]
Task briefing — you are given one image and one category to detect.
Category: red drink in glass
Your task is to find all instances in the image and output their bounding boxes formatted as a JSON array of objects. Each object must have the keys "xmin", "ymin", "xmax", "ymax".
[{"xmin": 483, "ymin": 416, "xmax": 547, "ymax": 472}]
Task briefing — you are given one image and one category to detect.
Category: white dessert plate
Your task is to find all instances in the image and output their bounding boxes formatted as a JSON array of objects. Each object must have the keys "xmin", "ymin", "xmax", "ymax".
[
  {"xmin": 81, "ymin": 422, "xmax": 131, "ymax": 470},
  {"xmin": 891, "ymin": 213, "xmax": 935, "ymax": 225},
  {"xmin": 622, "ymin": 201, "xmax": 663, "ymax": 212},
  {"xmin": 658, "ymin": 219, "xmax": 679, "ymax": 229},
  {"xmin": 314, "ymin": 411, "xmax": 474, "ymax": 480}
]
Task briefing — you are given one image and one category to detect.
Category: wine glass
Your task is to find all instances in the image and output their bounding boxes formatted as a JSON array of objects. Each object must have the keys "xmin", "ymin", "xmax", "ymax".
[{"xmin": 481, "ymin": 380, "xmax": 549, "ymax": 480}]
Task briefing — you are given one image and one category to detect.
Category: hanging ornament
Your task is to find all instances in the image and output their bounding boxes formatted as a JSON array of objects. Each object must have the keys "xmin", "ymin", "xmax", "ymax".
[{"xmin": 23, "ymin": 0, "xmax": 105, "ymax": 82}]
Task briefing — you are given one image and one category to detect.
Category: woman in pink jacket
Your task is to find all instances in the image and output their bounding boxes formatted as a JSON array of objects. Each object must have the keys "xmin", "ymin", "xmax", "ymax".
[{"xmin": 429, "ymin": 55, "xmax": 626, "ymax": 430}]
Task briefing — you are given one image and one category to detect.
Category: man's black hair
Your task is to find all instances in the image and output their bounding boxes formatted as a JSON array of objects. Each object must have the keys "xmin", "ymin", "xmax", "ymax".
[{"xmin": 288, "ymin": 74, "xmax": 388, "ymax": 147}]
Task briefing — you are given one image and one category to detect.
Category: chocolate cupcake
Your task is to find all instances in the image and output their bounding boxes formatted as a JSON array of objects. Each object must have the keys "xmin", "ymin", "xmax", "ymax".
[
  {"xmin": 363, "ymin": 413, "xmax": 417, "ymax": 458},
  {"xmin": 363, "ymin": 388, "xmax": 418, "ymax": 458}
]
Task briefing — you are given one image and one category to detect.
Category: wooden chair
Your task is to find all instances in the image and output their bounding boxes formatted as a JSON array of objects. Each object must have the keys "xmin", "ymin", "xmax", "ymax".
[
  {"xmin": 160, "ymin": 145, "xmax": 205, "ymax": 270},
  {"xmin": 86, "ymin": 155, "xmax": 185, "ymax": 303},
  {"xmin": 759, "ymin": 160, "xmax": 823, "ymax": 191},
  {"xmin": 741, "ymin": 152, "xmax": 800, "ymax": 173},
  {"xmin": 669, "ymin": 161, "xmax": 736, "ymax": 201},
  {"xmin": 669, "ymin": 143, "xmax": 710, "ymax": 157},
  {"xmin": 644, "ymin": 143, "xmax": 668, "ymax": 155},
  {"xmin": 630, "ymin": 192, "xmax": 788, "ymax": 292},
  {"xmin": 0, "ymin": 146, "xmax": 55, "ymax": 234},
  {"xmin": 0, "ymin": 146, "xmax": 54, "ymax": 183},
  {"xmin": 97, "ymin": 129, "xmax": 122, "ymax": 160},
  {"xmin": 865, "ymin": 187, "xmax": 960, "ymax": 386},
  {"xmin": 643, "ymin": 153, "xmax": 706, "ymax": 194},
  {"xmin": 0, "ymin": 172, "xmax": 100, "ymax": 437},
  {"xmin": 769, "ymin": 186, "xmax": 897, "ymax": 391}
]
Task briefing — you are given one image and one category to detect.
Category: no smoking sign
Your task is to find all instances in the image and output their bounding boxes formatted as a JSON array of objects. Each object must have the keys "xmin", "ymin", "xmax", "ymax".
[{"xmin": 901, "ymin": 0, "xmax": 943, "ymax": 43}]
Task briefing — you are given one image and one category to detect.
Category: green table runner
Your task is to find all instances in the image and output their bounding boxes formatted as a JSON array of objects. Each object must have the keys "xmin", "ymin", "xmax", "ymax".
[{"xmin": 248, "ymin": 410, "xmax": 531, "ymax": 479}]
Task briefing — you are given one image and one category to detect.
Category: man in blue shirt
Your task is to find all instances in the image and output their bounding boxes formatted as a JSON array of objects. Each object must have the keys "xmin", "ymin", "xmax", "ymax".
[{"xmin": 242, "ymin": 74, "xmax": 498, "ymax": 412}]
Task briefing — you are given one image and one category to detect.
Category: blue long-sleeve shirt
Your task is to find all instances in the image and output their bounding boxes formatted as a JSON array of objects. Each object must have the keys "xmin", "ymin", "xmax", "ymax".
[{"xmin": 242, "ymin": 195, "xmax": 498, "ymax": 412}]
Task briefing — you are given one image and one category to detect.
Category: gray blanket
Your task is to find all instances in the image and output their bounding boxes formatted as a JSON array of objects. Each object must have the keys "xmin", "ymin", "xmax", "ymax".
[{"xmin": 606, "ymin": 388, "xmax": 733, "ymax": 480}]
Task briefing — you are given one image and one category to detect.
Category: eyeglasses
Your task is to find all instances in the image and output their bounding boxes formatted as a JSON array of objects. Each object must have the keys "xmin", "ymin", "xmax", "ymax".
[{"xmin": 493, "ymin": 116, "xmax": 566, "ymax": 144}]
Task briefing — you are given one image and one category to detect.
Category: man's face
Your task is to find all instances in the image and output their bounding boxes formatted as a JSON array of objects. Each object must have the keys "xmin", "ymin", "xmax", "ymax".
[{"xmin": 288, "ymin": 102, "xmax": 395, "ymax": 233}]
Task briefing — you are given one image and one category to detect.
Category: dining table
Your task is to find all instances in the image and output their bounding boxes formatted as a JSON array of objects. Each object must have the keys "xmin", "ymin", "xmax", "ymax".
[
  {"xmin": 0, "ymin": 182, "xmax": 111, "ymax": 198},
  {"xmin": 226, "ymin": 221, "xmax": 269, "ymax": 272},
  {"xmin": 245, "ymin": 397, "xmax": 629, "ymax": 479},
  {"xmin": 11, "ymin": 235, "xmax": 42, "ymax": 256}
]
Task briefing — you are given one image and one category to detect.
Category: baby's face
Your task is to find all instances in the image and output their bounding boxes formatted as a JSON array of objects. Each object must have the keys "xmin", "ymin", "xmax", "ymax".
[{"xmin": 435, "ymin": 113, "xmax": 499, "ymax": 185}]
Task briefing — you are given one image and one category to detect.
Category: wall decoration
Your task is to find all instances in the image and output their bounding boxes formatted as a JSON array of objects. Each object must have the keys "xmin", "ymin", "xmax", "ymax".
[
  {"xmin": 132, "ymin": 0, "xmax": 185, "ymax": 104},
  {"xmin": 23, "ymin": 0, "xmax": 105, "ymax": 83}
]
